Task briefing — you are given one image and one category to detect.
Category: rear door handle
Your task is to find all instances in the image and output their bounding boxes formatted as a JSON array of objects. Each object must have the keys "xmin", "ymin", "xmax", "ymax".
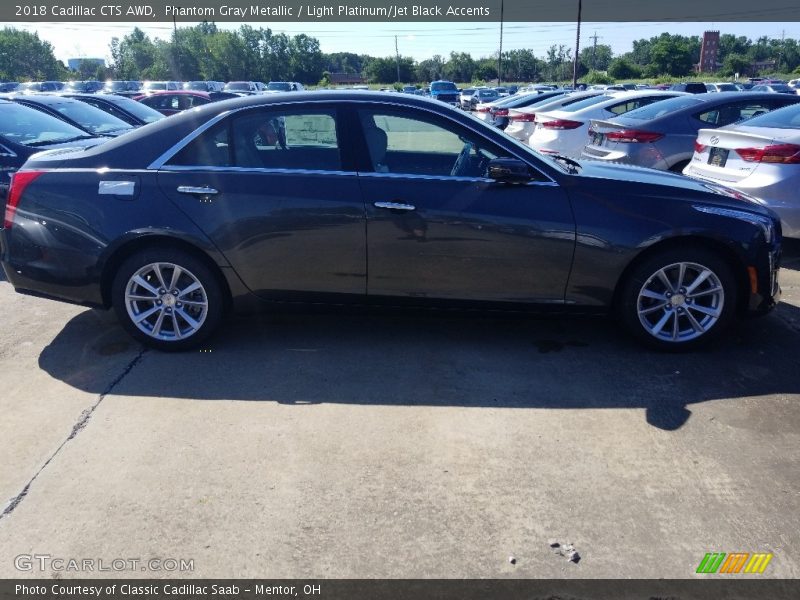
[
  {"xmin": 177, "ymin": 185, "xmax": 218, "ymax": 195},
  {"xmin": 374, "ymin": 201, "xmax": 415, "ymax": 211}
]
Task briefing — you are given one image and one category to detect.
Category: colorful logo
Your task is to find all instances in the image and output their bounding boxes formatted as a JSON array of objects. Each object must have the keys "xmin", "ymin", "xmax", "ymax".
[{"xmin": 696, "ymin": 552, "xmax": 773, "ymax": 574}]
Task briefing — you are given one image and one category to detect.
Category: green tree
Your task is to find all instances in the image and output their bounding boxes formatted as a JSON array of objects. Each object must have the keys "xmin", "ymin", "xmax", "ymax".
[
  {"xmin": 474, "ymin": 57, "xmax": 498, "ymax": 81},
  {"xmin": 443, "ymin": 52, "xmax": 476, "ymax": 82},
  {"xmin": 608, "ymin": 57, "xmax": 642, "ymax": 79},
  {"xmin": 721, "ymin": 54, "xmax": 751, "ymax": 78},
  {"xmin": 0, "ymin": 27, "xmax": 66, "ymax": 80},
  {"xmin": 645, "ymin": 34, "xmax": 694, "ymax": 77},
  {"xmin": 416, "ymin": 55, "xmax": 445, "ymax": 82},
  {"xmin": 579, "ymin": 43, "xmax": 613, "ymax": 72},
  {"xmin": 289, "ymin": 34, "xmax": 324, "ymax": 84}
]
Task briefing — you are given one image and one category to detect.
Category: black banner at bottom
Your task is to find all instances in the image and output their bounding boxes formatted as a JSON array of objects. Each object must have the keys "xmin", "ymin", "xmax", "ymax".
[{"xmin": 2, "ymin": 580, "xmax": 800, "ymax": 600}]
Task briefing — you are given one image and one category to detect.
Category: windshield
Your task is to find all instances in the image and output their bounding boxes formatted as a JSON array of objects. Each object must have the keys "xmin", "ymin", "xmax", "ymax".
[
  {"xmin": 716, "ymin": 84, "xmax": 738, "ymax": 91},
  {"xmin": 225, "ymin": 82, "xmax": 251, "ymax": 91},
  {"xmin": 44, "ymin": 100, "xmax": 133, "ymax": 134},
  {"xmin": 185, "ymin": 82, "xmax": 208, "ymax": 91},
  {"xmin": 268, "ymin": 82, "xmax": 292, "ymax": 91},
  {"xmin": 431, "ymin": 82, "xmax": 457, "ymax": 92},
  {"xmin": 1, "ymin": 103, "xmax": 91, "ymax": 145},
  {"xmin": 739, "ymin": 103, "xmax": 800, "ymax": 129},
  {"xmin": 104, "ymin": 96, "xmax": 164, "ymax": 124},
  {"xmin": 105, "ymin": 81, "xmax": 127, "ymax": 91},
  {"xmin": 144, "ymin": 82, "xmax": 167, "ymax": 91},
  {"xmin": 621, "ymin": 95, "xmax": 703, "ymax": 120}
]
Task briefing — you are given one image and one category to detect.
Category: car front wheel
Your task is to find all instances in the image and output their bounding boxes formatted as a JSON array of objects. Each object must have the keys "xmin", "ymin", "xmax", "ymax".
[
  {"xmin": 618, "ymin": 247, "xmax": 737, "ymax": 350},
  {"xmin": 112, "ymin": 248, "xmax": 224, "ymax": 351}
]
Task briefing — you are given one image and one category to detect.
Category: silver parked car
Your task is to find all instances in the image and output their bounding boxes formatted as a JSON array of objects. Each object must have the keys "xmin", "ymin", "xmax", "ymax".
[
  {"xmin": 581, "ymin": 92, "xmax": 800, "ymax": 172},
  {"xmin": 683, "ymin": 102, "xmax": 800, "ymax": 238}
]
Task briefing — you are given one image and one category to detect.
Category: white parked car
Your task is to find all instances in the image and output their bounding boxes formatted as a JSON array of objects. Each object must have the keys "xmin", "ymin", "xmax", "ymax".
[
  {"xmin": 683, "ymin": 102, "xmax": 800, "ymax": 238},
  {"xmin": 141, "ymin": 81, "xmax": 181, "ymax": 92},
  {"xmin": 525, "ymin": 91, "xmax": 684, "ymax": 156},
  {"xmin": 504, "ymin": 91, "xmax": 602, "ymax": 142}
]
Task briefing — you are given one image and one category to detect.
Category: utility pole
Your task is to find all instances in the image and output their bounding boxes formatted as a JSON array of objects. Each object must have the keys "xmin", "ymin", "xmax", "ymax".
[
  {"xmin": 497, "ymin": 0, "xmax": 504, "ymax": 85},
  {"xmin": 590, "ymin": 31, "xmax": 600, "ymax": 71},
  {"xmin": 572, "ymin": 0, "xmax": 582, "ymax": 88},
  {"xmin": 395, "ymin": 35, "xmax": 400, "ymax": 83}
]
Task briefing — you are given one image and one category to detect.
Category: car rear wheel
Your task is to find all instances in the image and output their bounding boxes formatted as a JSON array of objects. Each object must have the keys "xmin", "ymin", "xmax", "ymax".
[
  {"xmin": 669, "ymin": 160, "xmax": 690, "ymax": 173},
  {"xmin": 112, "ymin": 248, "xmax": 224, "ymax": 351},
  {"xmin": 618, "ymin": 247, "xmax": 737, "ymax": 351}
]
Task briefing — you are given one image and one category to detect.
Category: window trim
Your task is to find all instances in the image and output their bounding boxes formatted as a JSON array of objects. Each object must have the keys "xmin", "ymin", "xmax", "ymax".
[{"xmin": 148, "ymin": 99, "xmax": 556, "ymax": 184}]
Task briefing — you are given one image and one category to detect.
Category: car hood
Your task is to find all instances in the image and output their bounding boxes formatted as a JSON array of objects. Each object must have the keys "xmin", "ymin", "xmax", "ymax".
[{"xmin": 570, "ymin": 160, "xmax": 775, "ymax": 216}]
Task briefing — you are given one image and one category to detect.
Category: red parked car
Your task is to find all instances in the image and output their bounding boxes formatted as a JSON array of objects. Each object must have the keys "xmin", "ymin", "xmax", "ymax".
[{"xmin": 134, "ymin": 91, "xmax": 212, "ymax": 116}]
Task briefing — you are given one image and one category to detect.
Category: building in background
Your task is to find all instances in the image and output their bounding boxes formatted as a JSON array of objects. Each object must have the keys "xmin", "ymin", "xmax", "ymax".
[{"xmin": 698, "ymin": 31, "xmax": 720, "ymax": 73}]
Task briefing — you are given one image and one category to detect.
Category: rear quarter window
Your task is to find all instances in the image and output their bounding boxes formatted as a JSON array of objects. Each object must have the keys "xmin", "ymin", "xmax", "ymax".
[{"xmin": 736, "ymin": 103, "xmax": 800, "ymax": 129}]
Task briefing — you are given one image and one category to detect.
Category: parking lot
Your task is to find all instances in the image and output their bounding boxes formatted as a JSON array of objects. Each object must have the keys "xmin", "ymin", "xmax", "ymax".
[{"xmin": 0, "ymin": 241, "xmax": 799, "ymax": 578}]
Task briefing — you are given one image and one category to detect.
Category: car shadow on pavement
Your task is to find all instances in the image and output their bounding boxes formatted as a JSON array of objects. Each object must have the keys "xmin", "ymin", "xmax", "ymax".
[{"xmin": 38, "ymin": 301, "xmax": 800, "ymax": 432}]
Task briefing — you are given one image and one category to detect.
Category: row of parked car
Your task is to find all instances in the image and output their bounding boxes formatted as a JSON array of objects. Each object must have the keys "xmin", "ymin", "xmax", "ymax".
[
  {"xmin": 2, "ymin": 78, "xmax": 799, "ymax": 240},
  {"xmin": 0, "ymin": 79, "xmax": 308, "ymax": 95},
  {"xmin": 470, "ymin": 87, "xmax": 800, "ymax": 237}
]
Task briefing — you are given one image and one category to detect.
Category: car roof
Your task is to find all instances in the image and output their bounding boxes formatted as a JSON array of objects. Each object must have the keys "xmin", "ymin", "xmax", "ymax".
[
  {"xmin": 0, "ymin": 93, "xmax": 82, "ymax": 106},
  {"xmin": 139, "ymin": 90, "xmax": 210, "ymax": 97},
  {"xmin": 29, "ymin": 91, "xmax": 498, "ymax": 170}
]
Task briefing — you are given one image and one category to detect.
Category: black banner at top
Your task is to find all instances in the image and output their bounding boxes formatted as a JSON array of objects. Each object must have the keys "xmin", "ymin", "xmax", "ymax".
[{"xmin": 4, "ymin": 0, "xmax": 800, "ymax": 22}]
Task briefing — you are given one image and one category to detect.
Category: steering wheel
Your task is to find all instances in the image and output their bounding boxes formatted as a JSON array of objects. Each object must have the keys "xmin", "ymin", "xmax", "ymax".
[{"xmin": 450, "ymin": 141, "xmax": 474, "ymax": 177}]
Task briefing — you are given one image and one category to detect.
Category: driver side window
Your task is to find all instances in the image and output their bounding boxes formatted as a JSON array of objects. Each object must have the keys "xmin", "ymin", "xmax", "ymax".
[{"xmin": 358, "ymin": 110, "xmax": 503, "ymax": 178}]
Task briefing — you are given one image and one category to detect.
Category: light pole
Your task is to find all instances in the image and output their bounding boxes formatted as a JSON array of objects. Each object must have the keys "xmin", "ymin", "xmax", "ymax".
[
  {"xmin": 572, "ymin": 0, "xmax": 582, "ymax": 88},
  {"xmin": 497, "ymin": 0, "xmax": 504, "ymax": 85}
]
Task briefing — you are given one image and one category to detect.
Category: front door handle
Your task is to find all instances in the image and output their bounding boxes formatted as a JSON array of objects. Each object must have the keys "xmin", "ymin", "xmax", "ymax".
[
  {"xmin": 374, "ymin": 201, "xmax": 415, "ymax": 211},
  {"xmin": 177, "ymin": 185, "xmax": 219, "ymax": 195}
]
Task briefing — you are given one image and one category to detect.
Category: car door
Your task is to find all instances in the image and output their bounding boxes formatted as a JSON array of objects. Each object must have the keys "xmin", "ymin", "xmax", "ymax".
[
  {"xmin": 354, "ymin": 106, "xmax": 575, "ymax": 303},
  {"xmin": 157, "ymin": 105, "xmax": 366, "ymax": 300}
]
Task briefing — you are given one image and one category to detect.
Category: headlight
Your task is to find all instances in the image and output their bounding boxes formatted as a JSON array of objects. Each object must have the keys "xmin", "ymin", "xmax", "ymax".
[{"xmin": 692, "ymin": 205, "xmax": 776, "ymax": 244}]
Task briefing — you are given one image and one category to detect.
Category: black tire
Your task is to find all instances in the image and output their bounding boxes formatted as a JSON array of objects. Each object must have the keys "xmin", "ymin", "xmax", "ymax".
[
  {"xmin": 669, "ymin": 160, "xmax": 690, "ymax": 174},
  {"xmin": 617, "ymin": 246, "xmax": 738, "ymax": 351},
  {"xmin": 111, "ymin": 248, "xmax": 224, "ymax": 352}
]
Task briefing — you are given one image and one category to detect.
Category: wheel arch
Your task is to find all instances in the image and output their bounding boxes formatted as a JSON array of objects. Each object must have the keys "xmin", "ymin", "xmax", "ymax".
[
  {"xmin": 612, "ymin": 235, "xmax": 750, "ymax": 315},
  {"xmin": 100, "ymin": 234, "xmax": 233, "ymax": 312}
]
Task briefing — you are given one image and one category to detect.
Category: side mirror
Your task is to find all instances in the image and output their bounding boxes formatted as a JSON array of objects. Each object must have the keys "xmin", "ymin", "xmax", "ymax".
[{"xmin": 487, "ymin": 157, "xmax": 533, "ymax": 184}]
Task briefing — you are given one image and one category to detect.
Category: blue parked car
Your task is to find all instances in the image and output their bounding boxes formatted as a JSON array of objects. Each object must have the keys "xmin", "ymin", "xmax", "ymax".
[{"xmin": 429, "ymin": 80, "xmax": 460, "ymax": 105}]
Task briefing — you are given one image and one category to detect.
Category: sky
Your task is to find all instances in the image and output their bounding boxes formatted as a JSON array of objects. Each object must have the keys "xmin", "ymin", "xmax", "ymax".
[{"xmin": 14, "ymin": 21, "xmax": 800, "ymax": 65}]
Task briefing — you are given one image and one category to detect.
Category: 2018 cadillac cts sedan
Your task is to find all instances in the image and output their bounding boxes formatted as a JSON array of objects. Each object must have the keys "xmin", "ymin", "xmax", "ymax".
[{"xmin": 0, "ymin": 92, "xmax": 783, "ymax": 351}]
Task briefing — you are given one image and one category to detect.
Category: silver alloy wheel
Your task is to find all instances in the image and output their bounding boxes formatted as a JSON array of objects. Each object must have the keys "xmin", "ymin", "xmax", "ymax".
[
  {"xmin": 124, "ymin": 262, "xmax": 208, "ymax": 341},
  {"xmin": 637, "ymin": 261, "xmax": 725, "ymax": 343}
]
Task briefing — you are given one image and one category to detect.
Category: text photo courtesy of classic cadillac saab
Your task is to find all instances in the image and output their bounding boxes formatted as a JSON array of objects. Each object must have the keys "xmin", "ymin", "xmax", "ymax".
[{"xmin": 0, "ymin": 92, "xmax": 783, "ymax": 351}]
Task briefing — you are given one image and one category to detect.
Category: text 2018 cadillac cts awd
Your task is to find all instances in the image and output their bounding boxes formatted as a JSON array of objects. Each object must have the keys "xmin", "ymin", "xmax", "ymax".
[{"xmin": 0, "ymin": 92, "xmax": 782, "ymax": 351}]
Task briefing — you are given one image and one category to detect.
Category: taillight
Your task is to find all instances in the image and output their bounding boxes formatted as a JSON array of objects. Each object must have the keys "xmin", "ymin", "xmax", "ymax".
[
  {"xmin": 540, "ymin": 119, "xmax": 583, "ymax": 130},
  {"xmin": 510, "ymin": 113, "xmax": 536, "ymax": 122},
  {"xmin": 477, "ymin": 106, "xmax": 490, "ymax": 113},
  {"xmin": 605, "ymin": 130, "xmax": 664, "ymax": 143},
  {"xmin": 494, "ymin": 108, "xmax": 509, "ymax": 117},
  {"xmin": 734, "ymin": 143, "xmax": 800, "ymax": 164},
  {"xmin": 694, "ymin": 140, "xmax": 707, "ymax": 153},
  {"xmin": 4, "ymin": 170, "xmax": 44, "ymax": 229}
]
